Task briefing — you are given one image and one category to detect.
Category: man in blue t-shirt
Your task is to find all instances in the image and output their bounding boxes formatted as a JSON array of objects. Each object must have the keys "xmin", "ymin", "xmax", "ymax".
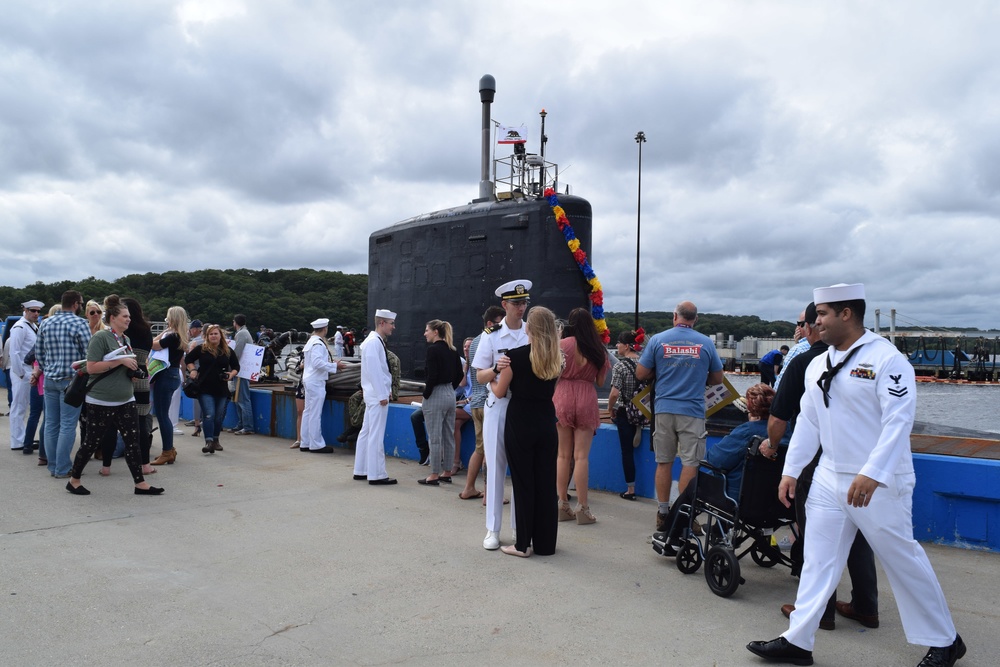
[{"xmin": 637, "ymin": 301, "xmax": 724, "ymax": 532}]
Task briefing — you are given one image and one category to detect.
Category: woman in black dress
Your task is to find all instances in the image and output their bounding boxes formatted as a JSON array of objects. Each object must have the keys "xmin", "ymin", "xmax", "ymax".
[{"xmin": 491, "ymin": 306, "xmax": 563, "ymax": 557}]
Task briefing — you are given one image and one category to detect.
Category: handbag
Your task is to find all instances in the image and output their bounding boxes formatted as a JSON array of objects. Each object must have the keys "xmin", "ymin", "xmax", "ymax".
[
  {"xmin": 63, "ymin": 366, "xmax": 123, "ymax": 407},
  {"xmin": 182, "ymin": 377, "xmax": 202, "ymax": 399}
]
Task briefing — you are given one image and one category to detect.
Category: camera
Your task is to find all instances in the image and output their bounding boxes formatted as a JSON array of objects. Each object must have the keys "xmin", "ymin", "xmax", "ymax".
[{"xmin": 127, "ymin": 365, "xmax": 149, "ymax": 380}]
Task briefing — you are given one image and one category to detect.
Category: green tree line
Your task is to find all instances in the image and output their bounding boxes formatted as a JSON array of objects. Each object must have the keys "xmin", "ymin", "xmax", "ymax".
[
  {"xmin": 0, "ymin": 268, "xmax": 368, "ymax": 334},
  {"xmin": 604, "ymin": 311, "xmax": 797, "ymax": 342}
]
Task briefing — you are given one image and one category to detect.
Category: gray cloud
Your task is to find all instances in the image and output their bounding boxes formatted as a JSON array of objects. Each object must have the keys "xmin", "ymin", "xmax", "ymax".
[{"xmin": 1, "ymin": 1, "xmax": 999, "ymax": 329}]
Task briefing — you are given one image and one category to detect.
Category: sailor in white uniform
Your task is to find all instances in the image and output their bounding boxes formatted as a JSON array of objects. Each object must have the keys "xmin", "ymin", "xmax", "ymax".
[
  {"xmin": 471, "ymin": 279, "xmax": 531, "ymax": 550},
  {"xmin": 299, "ymin": 318, "xmax": 344, "ymax": 452},
  {"xmin": 8, "ymin": 300, "xmax": 43, "ymax": 450},
  {"xmin": 353, "ymin": 309, "xmax": 398, "ymax": 485},
  {"xmin": 333, "ymin": 326, "xmax": 345, "ymax": 358},
  {"xmin": 748, "ymin": 283, "xmax": 965, "ymax": 667}
]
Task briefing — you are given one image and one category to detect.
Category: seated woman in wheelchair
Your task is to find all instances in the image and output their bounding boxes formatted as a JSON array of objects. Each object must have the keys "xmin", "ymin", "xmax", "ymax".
[{"xmin": 652, "ymin": 383, "xmax": 775, "ymax": 556}]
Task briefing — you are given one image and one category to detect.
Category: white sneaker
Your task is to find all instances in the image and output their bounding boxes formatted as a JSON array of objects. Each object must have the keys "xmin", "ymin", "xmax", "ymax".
[
  {"xmin": 483, "ymin": 530, "xmax": 500, "ymax": 550},
  {"xmin": 173, "ymin": 429, "xmax": 184, "ymax": 435}
]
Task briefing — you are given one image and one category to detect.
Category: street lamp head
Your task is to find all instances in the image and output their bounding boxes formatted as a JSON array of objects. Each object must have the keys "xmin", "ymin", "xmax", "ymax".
[{"xmin": 635, "ymin": 131, "xmax": 646, "ymax": 143}]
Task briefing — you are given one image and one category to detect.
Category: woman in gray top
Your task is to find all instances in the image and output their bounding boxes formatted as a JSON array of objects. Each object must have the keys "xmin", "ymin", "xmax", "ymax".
[{"xmin": 66, "ymin": 294, "xmax": 164, "ymax": 497}]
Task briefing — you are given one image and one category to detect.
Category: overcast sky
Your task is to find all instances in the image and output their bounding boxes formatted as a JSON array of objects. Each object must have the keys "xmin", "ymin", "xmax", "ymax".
[{"xmin": 2, "ymin": 1, "xmax": 998, "ymax": 329}]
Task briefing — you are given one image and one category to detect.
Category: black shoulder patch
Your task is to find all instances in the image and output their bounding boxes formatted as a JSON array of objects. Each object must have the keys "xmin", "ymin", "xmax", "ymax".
[{"xmin": 484, "ymin": 322, "xmax": 501, "ymax": 334}]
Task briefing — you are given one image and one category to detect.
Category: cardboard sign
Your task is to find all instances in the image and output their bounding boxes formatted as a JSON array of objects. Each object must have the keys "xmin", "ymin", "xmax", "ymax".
[
  {"xmin": 237, "ymin": 344, "xmax": 265, "ymax": 382},
  {"xmin": 631, "ymin": 374, "xmax": 742, "ymax": 421}
]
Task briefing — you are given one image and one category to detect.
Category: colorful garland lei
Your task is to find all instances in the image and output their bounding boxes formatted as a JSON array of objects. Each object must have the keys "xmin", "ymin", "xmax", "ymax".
[{"xmin": 544, "ymin": 187, "xmax": 610, "ymax": 344}]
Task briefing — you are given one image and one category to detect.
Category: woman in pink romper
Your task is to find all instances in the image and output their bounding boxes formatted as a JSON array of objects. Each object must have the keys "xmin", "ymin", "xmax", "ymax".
[{"xmin": 553, "ymin": 308, "xmax": 611, "ymax": 524}]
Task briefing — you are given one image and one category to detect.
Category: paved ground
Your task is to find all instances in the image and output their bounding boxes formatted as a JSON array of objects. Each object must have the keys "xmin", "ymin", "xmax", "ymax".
[{"xmin": 1, "ymin": 416, "xmax": 997, "ymax": 666}]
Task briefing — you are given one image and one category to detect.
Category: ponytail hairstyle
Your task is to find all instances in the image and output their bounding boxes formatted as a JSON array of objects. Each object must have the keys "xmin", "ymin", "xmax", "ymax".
[
  {"xmin": 744, "ymin": 383, "xmax": 776, "ymax": 420},
  {"xmin": 102, "ymin": 294, "xmax": 126, "ymax": 325},
  {"xmin": 526, "ymin": 307, "xmax": 562, "ymax": 380},
  {"xmin": 426, "ymin": 319, "xmax": 455, "ymax": 351},
  {"xmin": 617, "ymin": 327, "xmax": 645, "ymax": 352},
  {"xmin": 165, "ymin": 306, "xmax": 190, "ymax": 349}
]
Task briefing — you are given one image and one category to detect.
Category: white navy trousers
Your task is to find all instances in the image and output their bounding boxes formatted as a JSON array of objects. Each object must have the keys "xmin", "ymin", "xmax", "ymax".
[
  {"xmin": 300, "ymin": 378, "xmax": 327, "ymax": 450},
  {"xmin": 482, "ymin": 390, "xmax": 514, "ymax": 534},
  {"xmin": 784, "ymin": 465, "xmax": 956, "ymax": 650},
  {"xmin": 353, "ymin": 400, "xmax": 389, "ymax": 480}
]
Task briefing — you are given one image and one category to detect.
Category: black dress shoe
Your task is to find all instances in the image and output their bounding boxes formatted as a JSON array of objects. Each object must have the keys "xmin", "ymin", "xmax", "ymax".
[
  {"xmin": 746, "ymin": 637, "xmax": 813, "ymax": 665},
  {"xmin": 134, "ymin": 486, "xmax": 165, "ymax": 495},
  {"xmin": 312, "ymin": 446, "xmax": 334, "ymax": 453},
  {"xmin": 834, "ymin": 601, "xmax": 879, "ymax": 628},
  {"xmin": 66, "ymin": 482, "xmax": 91, "ymax": 496},
  {"xmin": 917, "ymin": 634, "xmax": 966, "ymax": 667},
  {"xmin": 353, "ymin": 474, "xmax": 367, "ymax": 481},
  {"xmin": 368, "ymin": 477, "xmax": 397, "ymax": 485}
]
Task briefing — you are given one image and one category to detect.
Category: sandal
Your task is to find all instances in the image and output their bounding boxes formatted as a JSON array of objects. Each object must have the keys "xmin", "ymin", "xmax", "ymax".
[
  {"xmin": 192, "ymin": 427, "xmax": 202, "ymax": 437},
  {"xmin": 459, "ymin": 490, "xmax": 484, "ymax": 500},
  {"xmin": 620, "ymin": 492, "xmax": 637, "ymax": 501}
]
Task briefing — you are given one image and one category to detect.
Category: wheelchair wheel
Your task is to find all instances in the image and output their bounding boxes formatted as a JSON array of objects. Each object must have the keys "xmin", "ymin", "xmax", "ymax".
[
  {"xmin": 676, "ymin": 541, "xmax": 702, "ymax": 574},
  {"xmin": 750, "ymin": 541, "xmax": 780, "ymax": 568},
  {"xmin": 705, "ymin": 545, "xmax": 742, "ymax": 598}
]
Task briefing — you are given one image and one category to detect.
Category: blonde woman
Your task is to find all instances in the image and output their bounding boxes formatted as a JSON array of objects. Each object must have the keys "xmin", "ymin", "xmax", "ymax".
[
  {"xmin": 491, "ymin": 306, "xmax": 562, "ymax": 557},
  {"xmin": 185, "ymin": 324, "xmax": 240, "ymax": 454},
  {"xmin": 150, "ymin": 306, "xmax": 189, "ymax": 465},
  {"xmin": 418, "ymin": 319, "xmax": 463, "ymax": 485},
  {"xmin": 84, "ymin": 300, "xmax": 106, "ymax": 336}
]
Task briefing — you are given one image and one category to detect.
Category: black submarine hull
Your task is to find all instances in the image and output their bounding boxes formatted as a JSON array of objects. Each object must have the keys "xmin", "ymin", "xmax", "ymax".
[{"xmin": 368, "ymin": 193, "xmax": 593, "ymax": 379}]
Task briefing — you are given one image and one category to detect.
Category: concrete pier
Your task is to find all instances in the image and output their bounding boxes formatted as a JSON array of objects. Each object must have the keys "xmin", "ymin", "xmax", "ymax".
[{"xmin": 1, "ymin": 416, "xmax": 996, "ymax": 666}]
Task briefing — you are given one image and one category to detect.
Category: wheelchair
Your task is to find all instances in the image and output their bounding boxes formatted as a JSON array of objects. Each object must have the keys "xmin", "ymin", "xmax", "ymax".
[{"xmin": 652, "ymin": 435, "xmax": 797, "ymax": 597}]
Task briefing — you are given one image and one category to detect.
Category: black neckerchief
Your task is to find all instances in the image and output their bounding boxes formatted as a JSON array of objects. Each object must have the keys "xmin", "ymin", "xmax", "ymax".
[{"xmin": 816, "ymin": 342, "xmax": 864, "ymax": 408}]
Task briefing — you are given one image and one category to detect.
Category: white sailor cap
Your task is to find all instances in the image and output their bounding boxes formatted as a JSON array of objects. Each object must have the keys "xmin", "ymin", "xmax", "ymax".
[
  {"xmin": 813, "ymin": 283, "xmax": 865, "ymax": 305},
  {"xmin": 22, "ymin": 299, "xmax": 45, "ymax": 310},
  {"xmin": 336, "ymin": 325, "xmax": 344, "ymax": 329},
  {"xmin": 375, "ymin": 309, "xmax": 397, "ymax": 320},
  {"xmin": 311, "ymin": 318, "xmax": 330, "ymax": 329},
  {"xmin": 495, "ymin": 279, "xmax": 532, "ymax": 302}
]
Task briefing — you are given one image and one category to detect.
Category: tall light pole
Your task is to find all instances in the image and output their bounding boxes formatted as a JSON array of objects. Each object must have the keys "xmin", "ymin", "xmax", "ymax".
[{"xmin": 634, "ymin": 131, "xmax": 646, "ymax": 330}]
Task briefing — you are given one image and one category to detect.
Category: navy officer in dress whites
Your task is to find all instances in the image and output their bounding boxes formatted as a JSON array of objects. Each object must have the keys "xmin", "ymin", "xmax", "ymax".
[
  {"xmin": 748, "ymin": 283, "xmax": 965, "ymax": 667},
  {"xmin": 299, "ymin": 318, "xmax": 346, "ymax": 453},
  {"xmin": 471, "ymin": 279, "xmax": 531, "ymax": 550},
  {"xmin": 353, "ymin": 308, "xmax": 398, "ymax": 485},
  {"xmin": 8, "ymin": 299, "xmax": 44, "ymax": 451}
]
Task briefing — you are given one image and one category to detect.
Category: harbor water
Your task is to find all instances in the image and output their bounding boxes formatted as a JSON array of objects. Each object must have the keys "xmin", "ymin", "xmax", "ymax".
[{"xmin": 726, "ymin": 374, "xmax": 1000, "ymax": 435}]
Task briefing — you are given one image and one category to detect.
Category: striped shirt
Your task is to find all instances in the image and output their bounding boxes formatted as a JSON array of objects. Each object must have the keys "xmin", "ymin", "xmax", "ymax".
[
  {"xmin": 467, "ymin": 334, "xmax": 489, "ymax": 409},
  {"xmin": 35, "ymin": 311, "xmax": 92, "ymax": 381}
]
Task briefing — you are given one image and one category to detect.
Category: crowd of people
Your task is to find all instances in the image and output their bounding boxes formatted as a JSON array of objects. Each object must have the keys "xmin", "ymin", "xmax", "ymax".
[{"xmin": 1, "ymin": 279, "xmax": 968, "ymax": 666}]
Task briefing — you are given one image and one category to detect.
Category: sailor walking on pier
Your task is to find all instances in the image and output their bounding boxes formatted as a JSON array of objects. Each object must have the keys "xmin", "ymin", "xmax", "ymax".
[
  {"xmin": 748, "ymin": 283, "xmax": 965, "ymax": 667},
  {"xmin": 472, "ymin": 280, "xmax": 531, "ymax": 550}
]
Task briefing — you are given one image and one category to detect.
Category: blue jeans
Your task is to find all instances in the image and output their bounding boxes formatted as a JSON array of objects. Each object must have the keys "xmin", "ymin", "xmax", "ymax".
[
  {"xmin": 613, "ymin": 408, "xmax": 638, "ymax": 486},
  {"xmin": 151, "ymin": 369, "xmax": 180, "ymax": 452},
  {"xmin": 43, "ymin": 377, "xmax": 83, "ymax": 476},
  {"xmin": 199, "ymin": 392, "xmax": 230, "ymax": 441},
  {"xmin": 25, "ymin": 384, "xmax": 45, "ymax": 449},
  {"xmin": 234, "ymin": 377, "xmax": 253, "ymax": 432}
]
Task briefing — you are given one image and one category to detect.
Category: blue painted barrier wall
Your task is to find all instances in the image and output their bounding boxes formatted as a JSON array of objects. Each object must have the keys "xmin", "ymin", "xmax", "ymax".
[{"xmin": 182, "ymin": 390, "xmax": 999, "ymax": 552}]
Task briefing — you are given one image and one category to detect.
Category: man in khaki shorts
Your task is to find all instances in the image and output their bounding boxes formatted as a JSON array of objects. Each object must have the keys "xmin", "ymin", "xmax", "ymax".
[
  {"xmin": 636, "ymin": 301, "xmax": 723, "ymax": 532},
  {"xmin": 460, "ymin": 306, "xmax": 505, "ymax": 502}
]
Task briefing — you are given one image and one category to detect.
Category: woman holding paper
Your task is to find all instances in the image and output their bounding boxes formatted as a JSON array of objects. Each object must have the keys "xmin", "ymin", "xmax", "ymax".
[
  {"xmin": 150, "ymin": 306, "xmax": 189, "ymax": 465},
  {"xmin": 65, "ymin": 294, "xmax": 164, "ymax": 497},
  {"xmin": 185, "ymin": 324, "xmax": 240, "ymax": 454}
]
